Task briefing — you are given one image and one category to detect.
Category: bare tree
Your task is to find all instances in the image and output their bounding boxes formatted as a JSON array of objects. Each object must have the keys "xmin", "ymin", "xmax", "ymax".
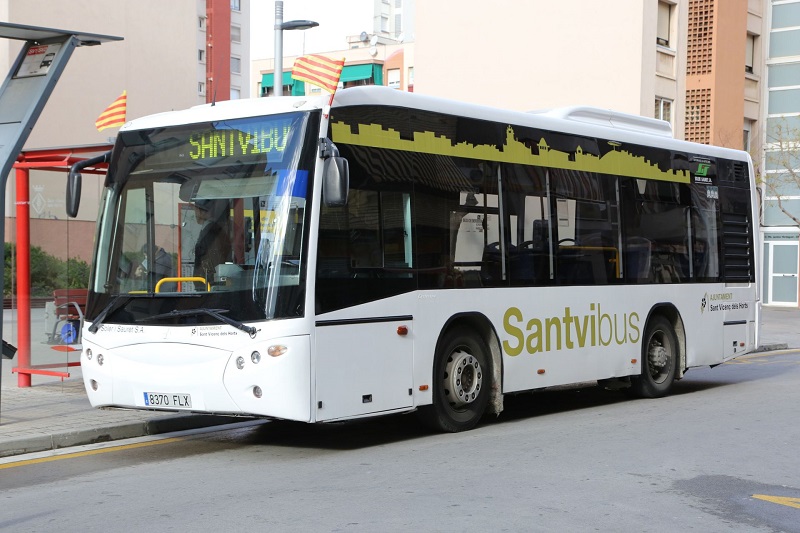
[{"xmin": 759, "ymin": 117, "xmax": 800, "ymax": 226}]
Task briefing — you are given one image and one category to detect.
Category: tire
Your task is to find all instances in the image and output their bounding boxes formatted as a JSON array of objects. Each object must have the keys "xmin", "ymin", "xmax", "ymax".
[
  {"xmin": 630, "ymin": 315, "xmax": 679, "ymax": 398},
  {"xmin": 417, "ymin": 326, "xmax": 491, "ymax": 432}
]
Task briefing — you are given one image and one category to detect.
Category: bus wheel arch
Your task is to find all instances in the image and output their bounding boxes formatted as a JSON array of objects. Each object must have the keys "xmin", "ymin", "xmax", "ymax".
[
  {"xmin": 418, "ymin": 313, "xmax": 502, "ymax": 432},
  {"xmin": 631, "ymin": 304, "xmax": 686, "ymax": 398}
]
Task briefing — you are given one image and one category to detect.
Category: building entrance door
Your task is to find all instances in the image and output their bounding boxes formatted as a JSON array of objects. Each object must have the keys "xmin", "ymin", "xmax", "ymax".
[{"xmin": 768, "ymin": 242, "xmax": 799, "ymax": 306}]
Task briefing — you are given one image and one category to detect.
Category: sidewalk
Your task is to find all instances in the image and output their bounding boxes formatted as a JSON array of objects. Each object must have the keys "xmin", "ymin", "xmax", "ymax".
[
  {"xmin": 1, "ymin": 305, "xmax": 798, "ymax": 458},
  {"xmin": 0, "ymin": 378, "xmax": 237, "ymax": 457}
]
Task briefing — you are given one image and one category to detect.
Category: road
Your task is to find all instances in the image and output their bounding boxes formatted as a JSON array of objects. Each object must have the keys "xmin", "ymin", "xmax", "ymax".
[{"xmin": 2, "ymin": 350, "xmax": 799, "ymax": 532}]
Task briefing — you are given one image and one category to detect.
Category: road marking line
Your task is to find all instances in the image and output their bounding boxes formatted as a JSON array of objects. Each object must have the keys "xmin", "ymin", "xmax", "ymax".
[
  {"xmin": 727, "ymin": 350, "xmax": 800, "ymax": 364},
  {"xmin": 0, "ymin": 437, "xmax": 183, "ymax": 470},
  {"xmin": 752, "ymin": 494, "xmax": 800, "ymax": 509}
]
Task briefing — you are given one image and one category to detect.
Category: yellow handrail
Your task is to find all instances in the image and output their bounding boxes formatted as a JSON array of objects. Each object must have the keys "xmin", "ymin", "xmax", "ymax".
[{"xmin": 155, "ymin": 276, "xmax": 209, "ymax": 293}]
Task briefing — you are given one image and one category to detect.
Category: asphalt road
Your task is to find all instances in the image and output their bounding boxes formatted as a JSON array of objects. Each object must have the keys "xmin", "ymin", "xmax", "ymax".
[{"xmin": 2, "ymin": 349, "xmax": 799, "ymax": 532}]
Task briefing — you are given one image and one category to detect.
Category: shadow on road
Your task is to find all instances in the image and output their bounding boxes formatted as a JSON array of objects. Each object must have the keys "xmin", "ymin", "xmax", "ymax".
[
  {"xmin": 241, "ymin": 351, "xmax": 800, "ymax": 451},
  {"xmin": 240, "ymin": 385, "xmax": 696, "ymax": 450}
]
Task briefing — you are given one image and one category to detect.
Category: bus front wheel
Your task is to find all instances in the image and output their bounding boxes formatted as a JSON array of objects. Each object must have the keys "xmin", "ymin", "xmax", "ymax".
[
  {"xmin": 418, "ymin": 327, "xmax": 490, "ymax": 432},
  {"xmin": 631, "ymin": 315, "xmax": 678, "ymax": 398}
]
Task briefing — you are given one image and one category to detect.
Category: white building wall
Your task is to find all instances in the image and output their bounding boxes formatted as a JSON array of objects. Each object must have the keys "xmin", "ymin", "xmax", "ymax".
[{"xmin": 414, "ymin": 0, "xmax": 649, "ymax": 114}]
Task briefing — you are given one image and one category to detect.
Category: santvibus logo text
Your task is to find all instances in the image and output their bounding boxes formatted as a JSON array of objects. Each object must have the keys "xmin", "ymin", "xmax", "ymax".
[{"xmin": 503, "ymin": 304, "xmax": 641, "ymax": 356}]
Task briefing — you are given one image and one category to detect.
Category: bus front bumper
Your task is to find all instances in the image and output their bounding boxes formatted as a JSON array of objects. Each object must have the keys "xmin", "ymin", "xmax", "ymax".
[{"xmin": 80, "ymin": 335, "xmax": 312, "ymax": 421}]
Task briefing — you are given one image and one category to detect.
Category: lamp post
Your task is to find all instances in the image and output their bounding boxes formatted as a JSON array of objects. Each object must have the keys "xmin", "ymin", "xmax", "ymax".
[{"xmin": 274, "ymin": 0, "xmax": 319, "ymax": 97}]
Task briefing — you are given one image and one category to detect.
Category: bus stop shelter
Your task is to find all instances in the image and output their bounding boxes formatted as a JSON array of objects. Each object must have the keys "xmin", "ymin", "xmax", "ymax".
[
  {"xmin": 0, "ymin": 22, "xmax": 119, "ymax": 408},
  {"xmin": 11, "ymin": 144, "xmax": 112, "ymax": 386}
]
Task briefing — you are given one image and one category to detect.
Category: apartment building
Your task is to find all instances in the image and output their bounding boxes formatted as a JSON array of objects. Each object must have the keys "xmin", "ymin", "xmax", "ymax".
[
  {"xmin": 415, "ymin": 1, "xmax": 764, "ymax": 150},
  {"xmin": 762, "ymin": 0, "xmax": 800, "ymax": 305},
  {"xmin": 253, "ymin": 37, "xmax": 414, "ymax": 98},
  {"xmin": 252, "ymin": 0, "xmax": 414, "ymax": 98},
  {"xmin": 0, "ymin": 0, "xmax": 250, "ymax": 262}
]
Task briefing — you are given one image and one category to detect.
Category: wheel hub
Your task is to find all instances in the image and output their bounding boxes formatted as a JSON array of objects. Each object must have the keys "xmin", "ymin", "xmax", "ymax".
[
  {"xmin": 444, "ymin": 350, "xmax": 483, "ymax": 408},
  {"xmin": 649, "ymin": 343, "xmax": 669, "ymax": 369}
]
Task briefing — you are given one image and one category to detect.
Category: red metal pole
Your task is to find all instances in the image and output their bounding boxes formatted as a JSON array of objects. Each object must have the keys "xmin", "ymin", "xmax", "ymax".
[{"xmin": 15, "ymin": 167, "xmax": 31, "ymax": 387}]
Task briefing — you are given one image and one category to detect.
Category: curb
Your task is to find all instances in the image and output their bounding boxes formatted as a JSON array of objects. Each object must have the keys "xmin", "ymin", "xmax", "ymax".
[
  {"xmin": 754, "ymin": 343, "xmax": 790, "ymax": 353},
  {"xmin": 0, "ymin": 414, "xmax": 239, "ymax": 458}
]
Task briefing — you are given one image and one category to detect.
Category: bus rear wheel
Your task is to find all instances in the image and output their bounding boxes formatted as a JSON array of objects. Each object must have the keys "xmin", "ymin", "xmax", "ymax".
[
  {"xmin": 631, "ymin": 315, "xmax": 678, "ymax": 398},
  {"xmin": 418, "ymin": 327, "xmax": 490, "ymax": 432}
]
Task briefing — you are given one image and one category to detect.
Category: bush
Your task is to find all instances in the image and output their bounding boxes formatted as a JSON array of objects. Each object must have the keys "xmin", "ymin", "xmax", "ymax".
[{"xmin": 4, "ymin": 243, "xmax": 91, "ymax": 297}]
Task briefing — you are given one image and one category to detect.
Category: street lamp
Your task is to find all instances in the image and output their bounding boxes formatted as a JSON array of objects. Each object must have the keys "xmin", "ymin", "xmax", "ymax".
[{"xmin": 274, "ymin": 0, "xmax": 319, "ymax": 97}]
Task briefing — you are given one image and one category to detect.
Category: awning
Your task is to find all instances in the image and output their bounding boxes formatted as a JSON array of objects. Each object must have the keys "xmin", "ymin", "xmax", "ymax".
[
  {"xmin": 340, "ymin": 64, "xmax": 374, "ymax": 83},
  {"xmin": 260, "ymin": 72, "xmax": 305, "ymax": 95},
  {"xmin": 261, "ymin": 63, "xmax": 384, "ymax": 95},
  {"xmin": 261, "ymin": 71, "xmax": 293, "ymax": 87},
  {"xmin": 340, "ymin": 64, "xmax": 383, "ymax": 85}
]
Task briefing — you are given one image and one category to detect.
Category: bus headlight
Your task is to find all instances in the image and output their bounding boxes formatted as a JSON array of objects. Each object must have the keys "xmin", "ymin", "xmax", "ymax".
[
  {"xmin": 251, "ymin": 351, "xmax": 261, "ymax": 364},
  {"xmin": 236, "ymin": 356, "xmax": 245, "ymax": 370},
  {"xmin": 97, "ymin": 354, "xmax": 104, "ymax": 366},
  {"xmin": 86, "ymin": 348, "xmax": 92, "ymax": 360},
  {"xmin": 253, "ymin": 386, "xmax": 262, "ymax": 398}
]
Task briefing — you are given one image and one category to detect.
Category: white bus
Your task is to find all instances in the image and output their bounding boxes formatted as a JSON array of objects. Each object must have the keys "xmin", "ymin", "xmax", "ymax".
[{"xmin": 68, "ymin": 86, "xmax": 760, "ymax": 432}]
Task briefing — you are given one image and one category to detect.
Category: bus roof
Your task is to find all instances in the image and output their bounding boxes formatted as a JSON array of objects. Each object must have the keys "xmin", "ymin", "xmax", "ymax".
[
  {"xmin": 332, "ymin": 87, "xmax": 751, "ymax": 163},
  {"xmin": 120, "ymin": 93, "xmax": 330, "ymax": 132},
  {"xmin": 120, "ymin": 86, "xmax": 750, "ymax": 164}
]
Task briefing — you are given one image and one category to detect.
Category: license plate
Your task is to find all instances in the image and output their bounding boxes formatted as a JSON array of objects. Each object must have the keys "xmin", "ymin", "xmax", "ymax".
[{"xmin": 142, "ymin": 392, "xmax": 192, "ymax": 409}]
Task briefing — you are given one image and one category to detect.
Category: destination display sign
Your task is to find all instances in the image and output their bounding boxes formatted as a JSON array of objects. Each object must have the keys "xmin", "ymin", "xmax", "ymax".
[
  {"xmin": 188, "ymin": 119, "xmax": 294, "ymax": 162},
  {"xmin": 134, "ymin": 114, "xmax": 306, "ymax": 173}
]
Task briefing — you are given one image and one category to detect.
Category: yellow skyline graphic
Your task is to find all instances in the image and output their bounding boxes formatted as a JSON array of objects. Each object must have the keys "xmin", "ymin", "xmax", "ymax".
[{"xmin": 331, "ymin": 122, "xmax": 690, "ymax": 184}]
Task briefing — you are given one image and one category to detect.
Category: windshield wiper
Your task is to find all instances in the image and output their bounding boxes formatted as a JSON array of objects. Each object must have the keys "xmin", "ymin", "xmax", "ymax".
[
  {"xmin": 88, "ymin": 294, "xmax": 135, "ymax": 333},
  {"xmin": 144, "ymin": 308, "xmax": 258, "ymax": 338}
]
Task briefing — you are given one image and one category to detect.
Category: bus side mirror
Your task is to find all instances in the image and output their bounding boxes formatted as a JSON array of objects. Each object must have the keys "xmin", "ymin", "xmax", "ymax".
[
  {"xmin": 67, "ymin": 151, "xmax": 111, "ymax": 218},
  {"xmin": 322, "ymin": 156, "xmax": 349, "ymax": 207},
  {"xmin": 66, "ymin": 168, "xmax": 82, "ymax": 218},
  {"xmin": 319, "ymin": 138, "xmax": 348, "ymax": 207}
]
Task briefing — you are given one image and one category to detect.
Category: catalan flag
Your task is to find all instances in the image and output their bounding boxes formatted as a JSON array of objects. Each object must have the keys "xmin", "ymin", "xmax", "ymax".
[
  {"xmin": 291, "ymin": 55, "xmax": 345, "ymax": 94},
  {"xmin": 95, "ymin": 91, "xmax": 127, "ymax": 132}
]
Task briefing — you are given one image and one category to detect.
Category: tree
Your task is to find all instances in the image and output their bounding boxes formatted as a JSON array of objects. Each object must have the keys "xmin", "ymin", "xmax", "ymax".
[
  {"xmin": 3, "ymin": 243, "xmax": 91, "ymax": 297},
  {"xmin": 758, "ymin": 117, "xmax": 800, "ymax": 227}
]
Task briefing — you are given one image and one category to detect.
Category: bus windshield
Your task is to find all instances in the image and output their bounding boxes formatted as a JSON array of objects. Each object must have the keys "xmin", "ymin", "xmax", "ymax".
[{"xmin": 87, "ymin": 110, "xmax": 319, "ymax": 326}]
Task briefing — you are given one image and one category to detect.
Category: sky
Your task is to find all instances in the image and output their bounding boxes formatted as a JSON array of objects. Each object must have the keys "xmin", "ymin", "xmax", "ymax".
[{"xmin": 250, "ymin": 0, "xmax": 373, "ymax": 60}]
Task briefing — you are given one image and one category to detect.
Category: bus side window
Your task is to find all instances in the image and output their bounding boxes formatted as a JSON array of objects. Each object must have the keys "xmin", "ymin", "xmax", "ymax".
[
  {"xmin": 316, "ymin": 186, "xmax": 416, "ymax": 312},
  {"xmin": 348, "ymin": 190, "xmax": 382, "ymax": 270},
  {"xmin": 552, "ymin": 170, "xmax": 620, "ymax": 285},
  {"xmin": 625, "ymin": 236, "xmax": 652, "ymax": 281},
  {"xmin": 448, "ymin": 163, "xmax": 503, "ymax": 288},
  {"xmin": 635, "ymin": 180, "xmax": 691, "ymax": 283},
  {"xmin": 493, "ymin": 163, "xmax": 551, "ymax": 287}
]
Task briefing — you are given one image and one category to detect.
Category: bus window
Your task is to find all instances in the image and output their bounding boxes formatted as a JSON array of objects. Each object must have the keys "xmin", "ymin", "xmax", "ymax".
[
  {"xmin": 450, "ymin": 162, "xmax": 502, "ymax": 287},
  {"xmin": 501, "ymin": 163, "xmax": 551, "ymax": 286},
  {"xmin": 118, "ymin": 188, "xmax": 147, "ymax": 293},
  {"xmin": 348, "ymin": 189, "xmax": 382, "ymax": 269},
  {"xmin": 382, "ymin": 192, "xmax": 413, "ymax": 268},
  {"xmin": 316, "ymin": 179, "xmax": 416, "ymax": 312},
  {"xmin": 552, "ymin": 169, "xmax": 620, "ymax": 285},
  {"xmin": 634, "ymin": 179, "xmax": 691, "ymax": 283},
  {"xmin": 98, "ymin": 182, "xmax": 182, "ymax": 294}
]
